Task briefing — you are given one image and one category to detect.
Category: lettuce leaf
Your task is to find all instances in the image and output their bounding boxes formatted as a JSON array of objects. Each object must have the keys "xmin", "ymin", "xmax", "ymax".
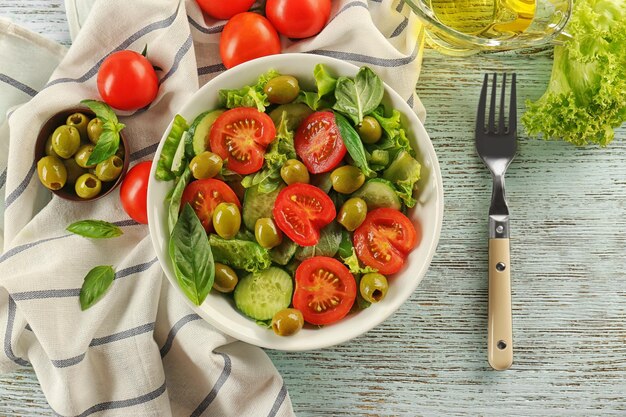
[
  {"xmin": 370, "ymin": 106, "xmax": 415, "ymax": 158},
  {"xmin": 219, "ymin": 69, "xmax": 280, "ymax": 112},
  {"xmin": 521, "ymin": 0, "xmax": 626, "ymax": 146}
]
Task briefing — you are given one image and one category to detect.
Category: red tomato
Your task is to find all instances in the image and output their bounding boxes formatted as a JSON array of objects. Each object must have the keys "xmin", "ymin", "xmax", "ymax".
[
  {"xmin": 209, "ymin": 107, "xmax": 276, "ymax": 175},
  {"xmin": 180, "ymin": 179, "xmax": 241, "ymax": 233},
  {"xmin": 295, "ymin": 111, "xmax": 346, "ymax": 174},
  {"xmin": 120, "ymin": 161, "xmax": 152, "ymax": 224},
  {"xmin": 219, "ymin": 12, "xmax": 281, "ymax": 69},
  {"xmin": 273, "ymin": 183, "xmax": 335, "ymax": 246},
  {"xmin": 293, "ymin": 257, "xmax": 356, "ymax": 325},
  {"xmin": 97, "ymin": 50, "xmax": 159, "ymax": 111},
  {"xmin": 195, "ymin": 0, "xmax": 255, "ymax": 20},
  {"xmin": 266, "ymin": 0, "xmax": 332, "ymax": 39},
  {"xmin": 353, "ymin": 208, "xmax": 419, "ymax": 275}
]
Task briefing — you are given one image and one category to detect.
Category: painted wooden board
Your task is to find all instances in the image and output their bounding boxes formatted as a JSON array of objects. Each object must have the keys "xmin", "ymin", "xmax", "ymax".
[{"xmin": 1, "ymin": 1, "xmax": 625, "ymax": 415}]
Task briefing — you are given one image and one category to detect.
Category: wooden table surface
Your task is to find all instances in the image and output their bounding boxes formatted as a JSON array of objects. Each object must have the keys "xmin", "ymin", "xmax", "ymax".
[{"xmin": 1, "ymin": 1, "xmax": 625, "ymax": 416}]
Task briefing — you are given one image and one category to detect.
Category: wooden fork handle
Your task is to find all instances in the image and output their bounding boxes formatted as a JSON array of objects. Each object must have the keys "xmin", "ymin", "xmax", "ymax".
[{"xmin": 488, "ymin": 238, "xmax": 513, "ymax": 370}]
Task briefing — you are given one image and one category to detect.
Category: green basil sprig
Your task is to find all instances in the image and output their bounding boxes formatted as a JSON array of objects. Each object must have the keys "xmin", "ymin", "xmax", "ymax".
[
  {"xmin": 67, "ymin": 220, "xmax": 123, "ymax": 239},
  {"xmin": 81, "ymin": 99, "xmax": 125, "ymax": 166},
  {"xmin": 80, "ymin": 265, "xmax": 115, "ymax": 310},
  {"xmin": 169, "ymin": 204, "xmax": 215, "ymax": 305},
  {"xmin": 335, "ymin": 112, "xmax": 376, "ymax": 178},
  {"xmin": 333, "ymin": 66, "xmax": 384, "ymax": 125}
]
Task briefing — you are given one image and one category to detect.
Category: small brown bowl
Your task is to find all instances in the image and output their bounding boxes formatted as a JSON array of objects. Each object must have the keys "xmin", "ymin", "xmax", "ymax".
[{"xmin": 34, "ymin": 107, "xmax": 130, "ymax": 202}]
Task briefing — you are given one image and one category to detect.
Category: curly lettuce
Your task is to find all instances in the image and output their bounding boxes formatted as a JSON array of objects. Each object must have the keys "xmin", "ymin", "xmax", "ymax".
[
  {"xmin": 219, "ymin": 69, "xmax": 280, "ymax": 112},
  {"xmin": 522, "ymin": 0, "xmax": 626, "ymax": 147}
]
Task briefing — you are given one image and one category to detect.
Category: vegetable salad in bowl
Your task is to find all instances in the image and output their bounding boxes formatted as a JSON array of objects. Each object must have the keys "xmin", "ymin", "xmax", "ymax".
[{"xmin": 147, "ymin": 54, "xmax": 443, "ymax": 350}]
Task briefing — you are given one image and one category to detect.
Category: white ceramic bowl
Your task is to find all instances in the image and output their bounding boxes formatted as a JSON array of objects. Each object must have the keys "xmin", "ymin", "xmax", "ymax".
[{"xmin": 147, "ymin": 53, "xmax": 443, "ymax": 351}]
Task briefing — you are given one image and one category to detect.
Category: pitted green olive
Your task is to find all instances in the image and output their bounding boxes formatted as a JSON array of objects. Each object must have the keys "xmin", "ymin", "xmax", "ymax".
[
  {"xmin": 330, "ymin": 165, "xmax": 365, "ymax": 194},
  {"xmin": 75, "ymin": 173, "xmax": 101, "ymax": 199},
  {"xmin": 189, "ymin": 151, "xmax": 223, "ymax": 179},
  {"xmin": 264, "ymin": 75, "xmax": 300, "ymax": 104},
  {"xmin": 212, "ymin": 202, "xmax": 241, "ymax": 239},
  {"xmin": 360, "ymin": 273, "xmax": 388, "ymax": 303},
  {"xmin": 87, "ymin": 118, "xmax": 104, "ymax": 144},
  {"xmin": 74, "ymin": 144, "xmax": 96, "ymax": 168},
  {"xmin": 45, "ymin": 134, "xmax": 60, "ymax": 158},
  {"xmin": 337, "ymin": 197, "xmax": 367, "ymax": 231},
  {"xmin": 271, "ymin": 308, "xmax": 304, "ymax": 336},
  {"xmin": 51, "ymin": 125, "xmax": 81, "ymax": 159},
  {"xmin": 357, "ymin": 116, "xmax": 382, "ymax": 144},
  {"xmin": 255, "ymin": 218, "xmax": 283, "ymax": 249},
  {"xmin": 280, "ymin": 159, "xmax": 309, "ymax": 185},
  {"xmin": 66, "ymin": 113, "xmax": 89, "ymax": 141},
  {"xmin": 62, "ymin": 158, "xmax": 87, "ymax": 185},
  {"xmin": 213, "ymin": 263, "xmax": 239, "ymax": 293},
  {"xmin": 37, "ymin": 156, "xmax": 67, "ymax": 191},
  {"xmin": 95, "ymin": 155, "xmax": 124, "ymax": 182}
]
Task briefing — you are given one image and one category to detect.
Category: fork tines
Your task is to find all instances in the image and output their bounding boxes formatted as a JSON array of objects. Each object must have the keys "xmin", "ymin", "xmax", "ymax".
[{"xmin": 476, "ymin": 73, "xmax": 517, "ymax": 136}]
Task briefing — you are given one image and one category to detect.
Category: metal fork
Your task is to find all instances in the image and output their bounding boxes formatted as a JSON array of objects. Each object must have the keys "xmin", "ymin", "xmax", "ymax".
[{"xmin": 475, "ymin": 73, "xmax": 517, "ymax": 371}]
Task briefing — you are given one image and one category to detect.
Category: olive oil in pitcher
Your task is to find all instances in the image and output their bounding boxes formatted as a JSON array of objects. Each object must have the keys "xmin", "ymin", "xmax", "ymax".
[{"xmin": 428, "ymin": 0, "xmax": 537, "ymax": 39}]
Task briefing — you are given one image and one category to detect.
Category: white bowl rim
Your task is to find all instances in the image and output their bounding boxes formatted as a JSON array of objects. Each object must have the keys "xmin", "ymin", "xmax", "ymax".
[{"xmin": 147, "ymin": 53, "xmax": 444, "ymax": 351}]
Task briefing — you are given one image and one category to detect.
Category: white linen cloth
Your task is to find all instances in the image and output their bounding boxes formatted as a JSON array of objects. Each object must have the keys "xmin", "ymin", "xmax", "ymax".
[{"xmin": 0, "ymin": 0, "xmax": 425, "ymax": 415}]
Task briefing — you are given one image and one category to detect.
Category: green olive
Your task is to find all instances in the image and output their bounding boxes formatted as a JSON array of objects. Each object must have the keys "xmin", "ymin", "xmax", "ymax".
[
  {"xmin": 74, "ymin": 144, "xmax": 96, "ymax": 168},
  {"xmin": 213, "ymin": 263, "xmax": 239, "ymax": 293},
  {"xmin": 51, "ymin": 125, "xmax": 81, "ymax": 159},
  {"xmin": 264, "ymin": 75, "xmax": 300, "ymax": 104},
  {"xmin": 280, "ymin": 159, "xmax": 309, "ymax": 185},
  {"xmin": 360, "ymin": 273, "xmax": 388, "ymax": 303},
  {"xmin": 357, "ymin": 116, "xmax": 382, "ymax": 144},
  {"xmin": 45, "ymin": 134, "xmax": 60, "ymax": 158},
  {"xmin": 189, "ymin": 151, "xmax": 223, "ymax": 180},
  {"xmin": 62, "ymin": 158, "xmax": 87, "ymax": 185},
  {"xmin": 212, "ymin": 202, "xmax": 241, "ymax": 239},
  {"xmin": 66, "ymin": 113, "xmax": 90, "ymax": 141},
  {"xmin": 36, "ymin": 156, "xmax": 67, "ymax": 190},
  {"xmin": 330, "ymin": 165, "xmax": 365, "ymax": 194},
  {"xmin": 271, "ymin": 308, "xmax": 304, "ymax": 336},
  {"xmin": 75, "ymin": 173, "xmax": 102, "ymax": 199},
  {"xmin": 255, "ymin": 218, "xmax": 283, "ymax": 249},
  {"xmin": 95, "ymin": 155, "xmax": 124, "ymax": 182},
  {"xmin": 87, "ymin": 117, "xmax": 104, "ymax": 144},
  {"xmin": 337, "ymin": 198, "xmax": 367, "ymax": 231}
]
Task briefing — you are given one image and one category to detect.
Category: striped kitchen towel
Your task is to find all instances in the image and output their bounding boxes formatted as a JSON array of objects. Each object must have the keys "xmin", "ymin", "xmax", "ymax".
[{"xmin": 0, "ymin": 0, "xmax": 424, "ymax": 415}]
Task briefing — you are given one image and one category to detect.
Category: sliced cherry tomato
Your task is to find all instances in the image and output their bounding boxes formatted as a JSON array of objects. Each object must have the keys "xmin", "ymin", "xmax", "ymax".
[
  {"xmin": 219, "ymin": 13, "xmax": 281, "ymax": 69},
  {"xmin": 120, "ymin": 161, "xmax": 152, "ymax": 224},
  {"xmin": 209, "ymin": 107, "xmax": 276, "ymax": 175},
  {"xmin": 195, "ymin": 0, "xmax": 255, "ymax": 20},
  {"xmin": 97, "ymin": 50, "xmax": 159, "ymax": 111},
  {"xmin": 180, "ymin": 179, "xmax": 241, "ymax": 233},
  {"xmin": 353, "ymin": 208, "xmax": 419, "ymax": 275},
  {"xmin": 293, "ymin": 257, "xmax": 356, "ymax": 325},
  {"xmin": 295, "ymin": 111, "xmax": 346, "ymax": 174},
  {"xmin": 266, "ymin": 0, "xmax": 332, "ymax": 39},
  {"xmin": 272, "ymin": 183, "xmax": 335, "ymax": 246}
]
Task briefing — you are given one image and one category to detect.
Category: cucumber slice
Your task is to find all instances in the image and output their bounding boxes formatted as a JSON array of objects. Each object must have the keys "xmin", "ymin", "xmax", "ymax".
[
  {"xmin": 234, "ymin": 267, "xmax": 293, "ymax": 321},
  {"xmin": 242, "ymin": 183, "xmax": 284, "ymax": 231},
  {"xmin": 189, "ymin": 109, "xmax": 224, "ymax": 156},
  {"xmin": 352, "ymin": 178, "xmax": 402, "ymax": 210}
]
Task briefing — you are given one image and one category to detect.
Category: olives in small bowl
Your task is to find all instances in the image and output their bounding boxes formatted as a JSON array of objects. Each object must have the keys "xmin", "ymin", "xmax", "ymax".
[{"xmin": 34, "ymin": 107, "xmax": 129, "ymax": 201}]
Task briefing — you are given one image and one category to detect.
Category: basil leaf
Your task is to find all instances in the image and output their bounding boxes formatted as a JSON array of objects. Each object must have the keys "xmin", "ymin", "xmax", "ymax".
[
  {"xmin": 335, "ymin": 112, "xmax": 376, "ymax": 177},
  {"xmin": 270, "ymin": 238, "xmax": 298, "ymax": 265},
  {"xmin": 67, "ymin": 220, "xmax": 123, "ymax": 239},
  {"xmin": 80, "ymin": 265, "xmax": 115, "ymax": 310},
  {"xmin": 87, "ymin": 130, "xmax": 120, "ymax": 166},
  {"xmin": 295, "ymin": 221, "xmax": 342, "ymax": 261},
  {"xmin": 156, "ymin": 114, "xmax": 188, "ymax": 181},
  {"xmin": 168, "ymin": 166, "xmax": 192, "ymax": 234},
  {"xmin": 332, "ymin": 67, "xmax": 384, "ymax": 125},
  {"xmin": 169, "ymin": 204, "xmax": 214, "ymax": 306},
  {"xmin": 81, "ymin": 99, "xmax": 119, "ymax": 124}
]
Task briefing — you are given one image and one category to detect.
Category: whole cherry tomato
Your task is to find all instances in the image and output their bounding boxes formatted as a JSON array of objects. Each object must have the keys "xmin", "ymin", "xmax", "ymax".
[
  {"xmin": 97, "ymin": 50, "xmax": 159, "ymax": 111},
  {"xmin": 195, "ymin": 0, "xmax": 255, "ymax": 20},
  {"xmin": 266, "ymin": 0, "xmax": 332, "ymax": 39},
  {"xmin": 120, "ymin": 161, "xmax": 152, "ymax": 224},
  {"xmin": 219, "ymin": 12, "xmax": 281, "ymax": 69}
]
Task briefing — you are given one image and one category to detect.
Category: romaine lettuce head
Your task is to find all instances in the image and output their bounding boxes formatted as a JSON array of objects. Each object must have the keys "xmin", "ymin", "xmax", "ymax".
[{"xmin": 521, "ymin": 0, "xmax": 626, "ymax": 147}]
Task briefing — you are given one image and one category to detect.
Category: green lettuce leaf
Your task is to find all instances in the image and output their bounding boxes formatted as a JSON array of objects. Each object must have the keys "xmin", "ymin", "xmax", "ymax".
[
  {"xmin": 370, "ymin": 106, "xmax": 415, "ymax": 158},
  {"xmin": 341, "ymin": 248, "xmax": 378, "ymax": 275},
  {"xmin": 219, "ymin": 69, "xmax": 280, "ymax": 112}
]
